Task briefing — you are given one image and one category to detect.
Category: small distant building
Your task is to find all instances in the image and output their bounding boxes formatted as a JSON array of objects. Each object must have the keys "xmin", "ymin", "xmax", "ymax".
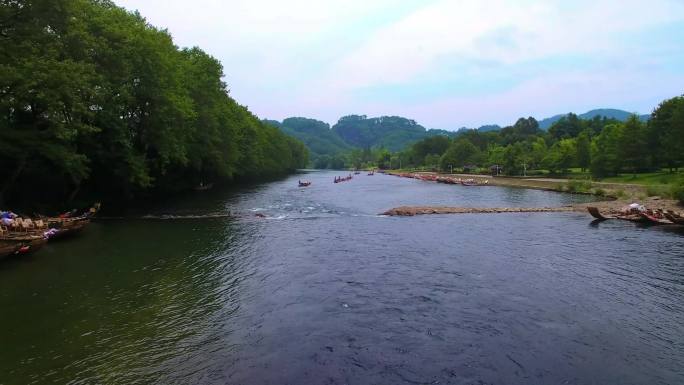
[
  {"xmin": 462, "ymin": 164, "xmax": 477, "ymax": 173},
  {"xmin": 490, "ymin": 165, "xmax": 503, "ymax": 176}
]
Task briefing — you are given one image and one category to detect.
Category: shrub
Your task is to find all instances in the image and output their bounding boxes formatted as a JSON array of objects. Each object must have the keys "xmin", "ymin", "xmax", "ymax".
[
  {"xmin": 565, "ymin": 180, "xmax": 592, "ymax": 193},
  {"xmin": 671, "ymin": 183, "xmax": 684, "ymax": 204},
  {"xmin": 592, "ymin": 188, "xmax": 606, "ymax": 196}
]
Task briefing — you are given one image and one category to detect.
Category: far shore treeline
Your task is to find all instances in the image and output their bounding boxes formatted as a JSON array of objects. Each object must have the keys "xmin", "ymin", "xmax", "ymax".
[
  {"xmin": 0, "ymin": 0, "xmax": 308, "ymax": 209},
  {"xmin": 268, "ymin": 96, "xmax": 683, "ymax": 181},
  {"xmin": 393, "ymin": 97, "xmax": 684, "ymax": 178}
]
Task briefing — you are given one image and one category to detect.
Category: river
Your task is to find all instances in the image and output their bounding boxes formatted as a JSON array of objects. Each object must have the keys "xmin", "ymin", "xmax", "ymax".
[{"xmin": 1, "ymin": 170, "xmax": 682, "ymax": 385}]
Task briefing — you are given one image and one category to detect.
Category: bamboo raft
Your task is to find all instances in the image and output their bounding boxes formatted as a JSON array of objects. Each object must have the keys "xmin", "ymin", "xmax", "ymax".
[
  {"xmin": 587, "ymin": 206, "xmax": 682, "ymax": 225},
  {"xmin": 0, "ymin": 203, "xmax": 100, "ymax": 260},
  {"xmin": 382, "ymin": 206, "xmax": 573, "ymax": 216},
  {"xmin": 0, "ymin": 235, "xmax": 47, "ymax": 260}
]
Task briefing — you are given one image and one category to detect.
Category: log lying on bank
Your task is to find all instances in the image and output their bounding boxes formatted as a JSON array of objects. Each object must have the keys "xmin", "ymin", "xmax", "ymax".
[{"xmin": 382, "ymin": 206, "xmax": 574, "ymax": 216}]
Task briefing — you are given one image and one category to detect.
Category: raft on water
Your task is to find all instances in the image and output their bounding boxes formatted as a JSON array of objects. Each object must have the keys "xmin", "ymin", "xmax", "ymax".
[
  {"xmin": 382, "ymin": 206, "xmax": 573, "ymax": 216},
  {"xmin": 40, "ymin": 203, "xmax": 101, "ymax": 239},
  {"xmin": 0, "ymin": 234, "xmax": 47, "ymax": 260},
  {"xmin": 587, "ymin": 206, "xmax": 680, "ymax": 225}
]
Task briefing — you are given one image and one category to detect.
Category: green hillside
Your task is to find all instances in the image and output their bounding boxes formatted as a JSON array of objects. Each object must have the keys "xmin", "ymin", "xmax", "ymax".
[
  {"xmin": 539, "ymin": 109, "xmax": 649, "ymax": 129},
  {"xmin": 332, "ymin": 115, "xmax": 452, "ymax": 152},
  {"xmin": 264, "ymin": 117, "xmax": 352, "ymax": 157}
]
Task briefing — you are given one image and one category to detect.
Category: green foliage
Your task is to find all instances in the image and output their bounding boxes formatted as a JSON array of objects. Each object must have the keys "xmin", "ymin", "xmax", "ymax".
[
  {"xmin": 619, "ymin": 115, "xmax": 648, "ymax": 174},
  {"xmin": 590, "ymin": 124, "xmax": 623, "ymax": 178},
  {"xmin": 503, "ymin": 143, "xmax": 527, "ymax": 175},
  {"xmin": 439, "ymin": 139, "xmax": 481, "ymax": 171},
  {"xmin": 499, "ymin": 117, "xmax": 542, "ymax": 145},
  {"xmin": 544, "ymin": 139, "xmax": 576, "ymax": 174},
  {"xmin": 670, "ymin": 183, "xmax": 684, "ymax": 204},
  {"xmin": 408, "ymin": 136, "xmax": 451, "ymax": 166},
  {"xmin": 332, "ymin": 115, "xmax": 454, "ymax": 152},
  {"xmin": 649, "ymin": 96, "xmax": 684, "ymax": 171},
  {"xmin": 548, "ymin": 113, "xmax": 583, "ymax": 140},
  {"xmin": 575, "ymin": 130, "xmax": 591, "ymax": 171},
  {"xmin": 265, "ymin": 117, "xmax": 351, "ymax": 163},
  {"xmin": 0, "ymin": 0, "xmax": 307, "ymax": 206},
  {"xmin": 486, "ymin": 145, "xmax": 506, "ymax": 168},
  {"xmin": 564, "ymin": 180, "xmax": 592, "ymax": 193},
  {"xmin": 376, "ymin": 149, "xmax": 391, "ymax": 169},
  {"xmin": 530, "ymin": 137, "xmax": 548, "ymax": 170},
  {"xmin": 424, "ymin": 154, "xmax": 441, "ymax": 170}
]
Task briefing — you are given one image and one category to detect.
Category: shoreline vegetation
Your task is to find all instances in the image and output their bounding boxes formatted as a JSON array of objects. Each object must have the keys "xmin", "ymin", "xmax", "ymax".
[
  {"xmin": 0, "ymin": 1, "xmax": 308, "ymax": 211},
  {"xmin": 381, "ymin": 171, "xmax": 683, "ymax": 216},
  {"xmin": 288, "ymin": 95, "xmax": 684, "ymax": 210}
]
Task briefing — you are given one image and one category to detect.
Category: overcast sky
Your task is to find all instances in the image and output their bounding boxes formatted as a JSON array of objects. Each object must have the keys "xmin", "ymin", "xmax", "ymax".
[{"xmin": 115, "ymin": 0, "xmax": 684, "ymax": 130}]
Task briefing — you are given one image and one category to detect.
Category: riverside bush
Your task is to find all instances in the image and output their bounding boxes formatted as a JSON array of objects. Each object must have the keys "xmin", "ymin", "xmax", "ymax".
[
  {"xmin": 671, "ymin": 183, "xmax": 684, "ymax": 204},
  {"xmin": 565, "ymin": 180, "xmax": 592, "ymax": 193}
]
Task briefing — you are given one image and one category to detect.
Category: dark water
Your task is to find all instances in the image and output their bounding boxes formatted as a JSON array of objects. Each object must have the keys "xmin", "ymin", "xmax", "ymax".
[{"xmin": 1, "ymin": 171, "xmax": 683, "ymax": 385}]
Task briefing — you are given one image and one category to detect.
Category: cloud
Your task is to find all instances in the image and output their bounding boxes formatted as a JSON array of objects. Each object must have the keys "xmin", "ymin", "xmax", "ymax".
[
  {"xmin": 113, "ymin": 0, "xmax": 684, "ymax": 129},
  {"xmin": 325, "ymin": 0, "xmax": 684, "ymax": 90}
]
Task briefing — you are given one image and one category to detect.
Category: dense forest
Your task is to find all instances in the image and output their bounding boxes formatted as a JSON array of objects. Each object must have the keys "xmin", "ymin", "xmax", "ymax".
[
  {"xmin": 267, "ymin": 108, "xmax": 657, "ymax": 171},
  {"xmin": 0, "ymin": 0, "xmax": 308, "ymax": 208},
  {"xmin": 264, "ymin": 118, "xmax": 352, "ymax": 165},
  {"xmin": 393, "ymin": 96, "xmax": 683, "ymax": 179},
  {"xmin": 264, "ymin": 115, "xmax": 463, "ymax": 168}
]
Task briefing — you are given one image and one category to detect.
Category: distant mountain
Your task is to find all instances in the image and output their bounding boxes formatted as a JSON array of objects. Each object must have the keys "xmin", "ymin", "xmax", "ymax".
[
  {"xmin": 264, "ymin": 117, "xmax": 352, "ymax": 157},
  {"xmin": 332, "ymin": 115, "xmax": 455, "ymax": 152},
  {"xmin": 538, "ymin": 109, "xmax": 649, "ymax": 130},
  {"xmin": 477, "ymin": 124, "xmax": 501, "ymax": 132},
  {"xmin": 269, "ymin": 108, "xmax": 651, "ymax": 159}
]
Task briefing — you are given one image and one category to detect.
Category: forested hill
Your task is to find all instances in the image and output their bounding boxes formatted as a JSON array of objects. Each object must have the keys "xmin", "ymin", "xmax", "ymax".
[
  {"xmin": 263, "ymin": 118, "xmax": 352, "ymax": 157},
  {"xmin": 538, "ymin": 109, "xmax": 650, "ymax": 129},
  {"xmin": 331, "ymin": 115, "xmax": 456, "ymax": 152},
  {"xmin": 0, "ymin": 0, "xmax": 307, "ymax": 208}
]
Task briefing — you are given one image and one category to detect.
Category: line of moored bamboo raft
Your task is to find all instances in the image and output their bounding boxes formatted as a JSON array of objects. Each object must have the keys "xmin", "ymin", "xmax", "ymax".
[
  {"xmin": 0, "ymin": 204, "xmax": 100, "ymax": 261},
  {"xmin": 386, "ymin": 172, "xmax": 489, "ymax": 186},
  {"xmin": 587, "ymin": 205, "xmax": 684, "ymax": 225},
  {"xmin": 382, "ymin": 206, "xmax": 574, "ymax": 216}
]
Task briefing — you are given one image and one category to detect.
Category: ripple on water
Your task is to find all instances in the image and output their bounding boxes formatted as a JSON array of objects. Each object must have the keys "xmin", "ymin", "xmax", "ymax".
[{"xmin": 0, "ymin": 171, "xmax": 682, "ymax": 385}]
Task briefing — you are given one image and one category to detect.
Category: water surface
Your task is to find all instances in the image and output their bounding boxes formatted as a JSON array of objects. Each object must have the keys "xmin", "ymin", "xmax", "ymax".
[{"xmin": 1, "ymin": 171, "xmax": 682, "ymax": 385}]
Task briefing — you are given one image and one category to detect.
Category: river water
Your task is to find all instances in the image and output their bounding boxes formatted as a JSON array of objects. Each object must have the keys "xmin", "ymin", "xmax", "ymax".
[{"xmin": 1, "ymin": 171, "xmax": 683, "ymax": 385}]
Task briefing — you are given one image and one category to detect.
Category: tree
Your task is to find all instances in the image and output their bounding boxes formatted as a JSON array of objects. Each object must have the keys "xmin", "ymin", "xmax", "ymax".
[
  {"xmin": 649, "ymin": 95, "xmax": 684, "ymax": 171},
  {"xmin": 502, "ymin": 143, "xmax": 524, "ymax": 175},
  {"xmin": 410, "ymin": 135, "xmax": 450, "ymax": 165},
  {"xmin": 499, "ymin": 117, "xmax": 541, "ymax": 145},
  {"xmin": 618, "ymin": 115, "xmax": 648, "ymax": 175},
  {"xmin": 439, "ymin": 139, "xmax": 481, "ymax": 171},
  {"xmin": 575, "ymin": 130, "xmax": 591, "ymax": 172},
  {"xmin": 424, "ymin": 154, "xmax": 441, "ymax": 170},
  {"xmin": 530, "ymin": 137, "xmax": 548, "ymax": 170},
  {"xmin": 543, "ymin": 139, "xmax": 576, "ymax": 174},
  {"xmin": 0, "ymin": 0, "xmax": 308, "ymax": 207},
  {"xmin": 590, "ymin": 124, "xmax": 623, "ymax": 178},
  {"xmin": 376, "ymin": 149, "xmax": 391, "ymax": 169},
  {"xmin": 549, "ymin": 113, "xmax": 582, "ymax": 139}
]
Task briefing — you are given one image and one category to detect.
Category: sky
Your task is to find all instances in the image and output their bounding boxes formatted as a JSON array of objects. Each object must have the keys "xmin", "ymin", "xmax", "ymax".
[{"xmin": 115, "ymin": 0, "xmax": 684, "ymax": 130}]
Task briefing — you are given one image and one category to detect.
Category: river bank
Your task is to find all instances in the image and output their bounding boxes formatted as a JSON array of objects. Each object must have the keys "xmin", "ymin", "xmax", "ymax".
[{"xmin": 383, "ymin": 171, "xmax": 683, "ymax": 215}]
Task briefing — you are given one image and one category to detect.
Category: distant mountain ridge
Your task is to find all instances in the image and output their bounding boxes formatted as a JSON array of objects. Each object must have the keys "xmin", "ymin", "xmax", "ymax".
[
  {"xmin": 266, "ymin": 108, "xmax": 648, "ymax": 160},
  {"xmin": 332, "ymin": 115, "xmax": 458, "ymax": 152},
  {"xmin": 538, "ymin": 108, "xmax": 649, "ymax": 130},
  {"xmin": 266, "ymin": 115, "xmax": 460, "ymax": 155}
]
